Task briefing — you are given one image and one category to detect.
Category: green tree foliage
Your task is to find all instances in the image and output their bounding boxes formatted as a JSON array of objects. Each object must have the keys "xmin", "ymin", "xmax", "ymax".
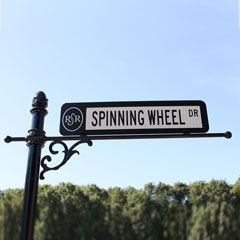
[
  {"xmin": 0, "ymin": 189, "xmax": 23, "ymax": 240},
  {"xmin": 1, "ymin": 179, "xmax": 240, "ymax": 240}
]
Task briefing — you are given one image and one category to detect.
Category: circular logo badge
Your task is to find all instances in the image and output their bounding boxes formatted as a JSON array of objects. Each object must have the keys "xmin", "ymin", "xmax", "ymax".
[{"xmin": 62, "ymin": 107, "xmax": 84, "ymax": 132}]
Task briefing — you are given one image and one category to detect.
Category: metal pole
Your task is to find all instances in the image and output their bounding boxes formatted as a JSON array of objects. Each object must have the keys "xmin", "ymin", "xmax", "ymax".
[{"xmin": 21, "ymin": 92, "xmax": 48, "ymax": 240}]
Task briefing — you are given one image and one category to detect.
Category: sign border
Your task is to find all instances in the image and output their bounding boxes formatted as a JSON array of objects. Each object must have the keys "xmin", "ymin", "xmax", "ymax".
[{"xmin": 60, "ymin": 100, "xmax": 209, "ymax": 136}]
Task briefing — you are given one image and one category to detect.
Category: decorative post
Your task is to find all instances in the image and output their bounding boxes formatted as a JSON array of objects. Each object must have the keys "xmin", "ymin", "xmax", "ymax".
[{"xmin": 20, "ymin": 91, "xmax": 48, "ymax": 240}]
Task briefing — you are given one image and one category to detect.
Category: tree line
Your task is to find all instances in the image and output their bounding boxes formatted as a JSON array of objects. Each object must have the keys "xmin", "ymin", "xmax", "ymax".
[{"xmin": 1, "ymin": 179, "xmax": 240, "ymax": 240}]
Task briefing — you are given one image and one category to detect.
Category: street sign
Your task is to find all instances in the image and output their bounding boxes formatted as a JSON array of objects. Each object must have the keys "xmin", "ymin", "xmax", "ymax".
[{"xmin": 60, "ymin": 101, "xmax": 209, "ymax": 136}]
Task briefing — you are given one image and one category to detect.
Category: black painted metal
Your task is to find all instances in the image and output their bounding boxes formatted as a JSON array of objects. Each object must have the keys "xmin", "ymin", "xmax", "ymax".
[
  {"xmin": 44, "ymin": 132, "xmax": 232, "ymax": 141},
  {"xmin": 20, "ymin": 92, "xmax": 48, "ymax": 240},
  {"xmin": 4, "ymin": 131, "xmax": 232, "ymax": 144},
  {"xmin": 40, "ymin": 139, "xmax": 92, "ymax": 180}
]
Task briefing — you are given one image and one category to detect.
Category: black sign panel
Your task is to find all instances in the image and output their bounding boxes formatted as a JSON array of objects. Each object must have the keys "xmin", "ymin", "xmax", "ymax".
[{"xmin": 60, "ymin": 101, "xmax": 209, "ymax": 136}]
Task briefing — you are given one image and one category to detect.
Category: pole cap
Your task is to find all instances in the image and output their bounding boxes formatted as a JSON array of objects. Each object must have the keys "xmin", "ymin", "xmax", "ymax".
[{"xmin": 32, "ymin": 91, "xmax": 48, "ymax": 109}]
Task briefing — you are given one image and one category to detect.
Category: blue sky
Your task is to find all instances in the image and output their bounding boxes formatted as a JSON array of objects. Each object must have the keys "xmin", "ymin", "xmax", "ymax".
[{"xmin": 0, "ymin": 0, "xmax": 239, "ymax": 190}]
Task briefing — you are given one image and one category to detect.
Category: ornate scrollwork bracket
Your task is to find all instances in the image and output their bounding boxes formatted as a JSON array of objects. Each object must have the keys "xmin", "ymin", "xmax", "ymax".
[{"xmin": 40, "ymin": 139, "xmax": 93, "ymax": 180}]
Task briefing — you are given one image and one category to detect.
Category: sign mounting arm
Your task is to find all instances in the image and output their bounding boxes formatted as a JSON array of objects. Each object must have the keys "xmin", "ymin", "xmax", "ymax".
[{"xmin": 4, "ymin": 131, "xmax": 232, "ymax": 144}]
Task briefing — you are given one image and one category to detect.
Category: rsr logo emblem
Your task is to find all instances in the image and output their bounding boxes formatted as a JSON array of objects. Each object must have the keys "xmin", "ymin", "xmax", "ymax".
[
  {"xmin": 65, "ymin": 113, "xmax": 81, "ymax": 126},
  {"xmin": 62, "ymin": 107, "xmax": 83, "ymax": 132}
]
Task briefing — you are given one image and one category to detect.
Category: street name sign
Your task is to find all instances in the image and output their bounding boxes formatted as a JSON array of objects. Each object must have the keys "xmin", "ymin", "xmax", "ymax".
[{"xmin": 60, "ymin": 101, "xmax": 209, "ymax": 136}]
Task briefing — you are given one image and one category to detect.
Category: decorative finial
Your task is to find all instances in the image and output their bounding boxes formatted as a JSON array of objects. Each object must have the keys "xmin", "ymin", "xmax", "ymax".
[
  {"xmin": 32, "ymin": 91, "xmax": 48, "ymax": 109},
  {"xmin": 225, "ymin": 131, "xmax": 232, "ymax": 139}
]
